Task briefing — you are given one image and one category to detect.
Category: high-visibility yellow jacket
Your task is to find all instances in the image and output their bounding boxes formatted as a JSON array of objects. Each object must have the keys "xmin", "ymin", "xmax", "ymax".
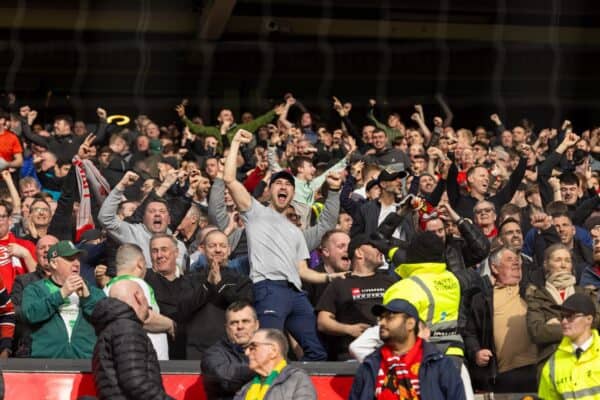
[
  {"xmin": 383, "ymin": 262, "xmax": 463, "ymax": 356},
  {"xmin": 538, "ymin": 329, "xmax": 600, "ymax": 400}
]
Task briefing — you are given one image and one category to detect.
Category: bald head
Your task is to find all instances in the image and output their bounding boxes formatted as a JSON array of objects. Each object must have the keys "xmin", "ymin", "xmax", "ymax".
[{"xmin": 109, "ymin": 280, "xmax": 150, "ymax": 322}]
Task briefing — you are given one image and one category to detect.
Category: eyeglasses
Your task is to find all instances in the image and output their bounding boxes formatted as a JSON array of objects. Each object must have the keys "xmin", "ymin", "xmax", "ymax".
[
  {"xmin": 244, "ymin": 341, "xmax": 275, "ymax": 352},
  {"xmin": 561, "ymin": 313, "xmax": 586, "ymax": 322},
  {"xmin": 474, "ymin": 207, "xmax": 495, "ymax": 215},
  {"xmin": 32, "ymin": 207, "xmax": 50, "ymax": 213}
]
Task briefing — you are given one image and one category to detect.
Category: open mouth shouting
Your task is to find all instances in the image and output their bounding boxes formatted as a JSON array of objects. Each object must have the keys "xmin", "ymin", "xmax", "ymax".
[{"xmin": 151, "ymin": 217, "xmax": 164, "ymax": 232}]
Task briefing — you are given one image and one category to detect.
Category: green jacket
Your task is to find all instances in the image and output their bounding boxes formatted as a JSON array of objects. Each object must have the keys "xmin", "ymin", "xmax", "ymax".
[
  {"xmin": 22, "ymin": 278, "xmax": 105, "ymax": 358},
  {"xmin": 182, "ymin": 110, "xmax": 276, "ymax": 152},
  {"xmin": 366, "ymin": 108, "xmax": 402, "ymax": 143}
]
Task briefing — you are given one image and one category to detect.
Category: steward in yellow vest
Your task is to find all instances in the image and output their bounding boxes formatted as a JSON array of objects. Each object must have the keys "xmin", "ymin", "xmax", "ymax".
[
  {"xmin": 539, "ymin": 293, "xmax": 600, "ymax": 400},
  {"xmin": 383, "ymin": 231, "xmax": 464, "ymax": 357}
]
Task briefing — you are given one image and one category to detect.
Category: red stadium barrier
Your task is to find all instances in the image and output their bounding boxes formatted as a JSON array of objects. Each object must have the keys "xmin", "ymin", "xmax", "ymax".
[{"xmin": 4, "ymin": 372, "xmax": 354, "ymax": 399}]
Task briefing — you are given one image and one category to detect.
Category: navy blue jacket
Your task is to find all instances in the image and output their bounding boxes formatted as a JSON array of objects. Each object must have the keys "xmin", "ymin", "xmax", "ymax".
[{"xmin": 348, "ymin": 341, "xmax": 465, "ymax": 400}]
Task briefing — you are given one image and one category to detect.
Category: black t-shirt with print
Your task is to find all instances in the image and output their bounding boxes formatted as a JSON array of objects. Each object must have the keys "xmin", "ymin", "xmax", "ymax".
[{"xmin": 316, "ymin": 272, "xmax": 397, "ymax": 360}]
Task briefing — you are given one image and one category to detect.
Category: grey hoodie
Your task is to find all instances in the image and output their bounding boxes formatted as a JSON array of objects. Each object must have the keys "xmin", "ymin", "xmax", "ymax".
[{"xmin": 98, "ymin": 186, "xmax": 188, "ymax": 271}]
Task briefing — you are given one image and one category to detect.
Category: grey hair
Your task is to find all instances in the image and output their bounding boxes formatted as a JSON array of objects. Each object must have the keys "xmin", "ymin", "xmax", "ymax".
[
  {"xmin": 489, "ymin": 246, "xmax": 517, "ymax": 275},
  {"xmin": 257, "ymin": 328, "xmax": 289, "ymax": 358}
]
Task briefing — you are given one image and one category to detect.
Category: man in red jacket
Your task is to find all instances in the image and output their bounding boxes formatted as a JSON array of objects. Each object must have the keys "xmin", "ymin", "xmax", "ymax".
[{"xmin": 0, "ymin": 200, "xmax": 36, "ymax": 293}]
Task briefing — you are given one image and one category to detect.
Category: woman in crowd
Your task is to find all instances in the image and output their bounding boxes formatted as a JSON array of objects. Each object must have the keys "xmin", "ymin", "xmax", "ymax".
[{"xmin": 526, "ymin": 243, "xmax": 600, "ymax": 378}]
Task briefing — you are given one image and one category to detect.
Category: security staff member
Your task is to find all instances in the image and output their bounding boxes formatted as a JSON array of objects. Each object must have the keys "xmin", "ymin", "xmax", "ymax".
[
  {"xmin": 383, "ymin": 231, "xmax": 464, "ymax": 360},
  {"xmin": 538, "ymin": 293, "xmax": 600, "ymax": 400}
]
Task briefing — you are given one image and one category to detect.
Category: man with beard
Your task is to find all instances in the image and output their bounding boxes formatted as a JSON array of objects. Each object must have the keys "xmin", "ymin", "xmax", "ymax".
[
  {"xmin": 317, "ymin": 234, "xmax": 396, "ymax": 360},
  {"xmin": 99, "ymin": 171, "xmax": 187, "ymax": 269},
  {"xmin": 350, "ymin": 166, "xmax": 412, "ymax": 239},
  {"xmin": 223, "ymin": 129, "xmax": 347, "ymax": 361},
  {"xmin": 349, "ymin": 299, "xmax": 465, "ymax": 400}
]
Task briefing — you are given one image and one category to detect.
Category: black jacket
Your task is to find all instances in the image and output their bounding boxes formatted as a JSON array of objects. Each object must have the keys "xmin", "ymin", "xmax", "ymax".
[
  {"xmin": 21, "ymin": 116, "xmax": 108, "ymax": 163},
  {"xmin": 462, "ymin": 278, "xmax": 497, "ymax": 391},
  {"xmin": 379, "ymin": 212, "xmax": 489, "ymax": 273},
  {"xmin": 178, "ymin": 269, "xmax": 253, "ymax": 359},
  {"xmin": 446, "ymin": 157, "xmax": 527, "ymax": 219},
  {"xmin": 201, "ymin": 338, "xmax": 254, "ymax": 400},
  {"xmin": 91, "ymin": 297, "xmax": 173, "ymax": 400},
  {"xmin": 11, "ymin": 267, "xmax": 46, "ymax": 356},
  {"xmin": 350, "ymin": 199, "xmax": 416, "ymax": 239},
  {"xmin": 462, "ymin": 278, "xmax": 531, "ymax": 391}
]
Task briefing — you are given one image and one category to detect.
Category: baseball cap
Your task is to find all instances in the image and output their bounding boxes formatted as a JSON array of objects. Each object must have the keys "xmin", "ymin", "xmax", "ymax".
[
  {"xmin": 554, "ymin": 293, "xmax": 596, "ymax": 317},
  {"xmin": 78, "ymin": 229, "xmax": 103, "ymax": 244},
  {"xmin": 347, "ymin": 233, "xmax": 388, "ymax": 259},
  {"xmin": 365, "ymin": 179, "xmax": 380, "ymax": 192},
  {"xmin": 372, "ymin": 299, "xmax": 420, "ymax": 321},
  {"xmin": 269, "ymin": 170, "xmax": 295, "ymax": 188},
  {"xmin": 47, "ymin": 240, "xmax": 86, "ymax": 260},
  {"xmin": 378, "ymin": 163, "xmax": 409, "ymax": 182}
]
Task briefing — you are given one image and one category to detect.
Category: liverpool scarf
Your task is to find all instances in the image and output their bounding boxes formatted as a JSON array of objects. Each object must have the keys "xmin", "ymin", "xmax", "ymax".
[{"xmin": 72, "ymin": 155, "xmax": 110, "ymax": 242}]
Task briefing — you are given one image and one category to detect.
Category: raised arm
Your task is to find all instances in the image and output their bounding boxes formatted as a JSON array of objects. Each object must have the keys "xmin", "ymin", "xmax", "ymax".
[
  {"xmin": 98, "ymin": 171, "xmax": 139, "ymax": 240},
  {"xmin": 1, "ymin": 170, "xmax": 20, "ymax": 216},
  {"xmin": 223, "ymin": 130, "xmax": 253, "ymax": 212},
  {"xmin": 175, "ymin": 103, "xmax": 220, "ymax": 138},
  {"xmin": 411, "ymin": 105, "xmax": 432, "ymax": 145},
  {"xmin": 435, "ymin": 93, "xmax": 454, "ymax": 128},
  {"xmin": 19, "ymin": 108, "xmax": 48, "ymax": 148},
  {"xmin": 303, "ymin": 174, "xmax": 341, "ymax": 251},
  {"xmin": 236, "ymin": 106, "xmax": 278, "ymax": 134},
  {"xmin": 91, "ymin": 108, "xmax": 109, "ymax": 146}
]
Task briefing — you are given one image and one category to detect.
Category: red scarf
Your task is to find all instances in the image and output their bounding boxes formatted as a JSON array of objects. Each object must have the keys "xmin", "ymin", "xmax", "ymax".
[{"xmin": 374, "ymin": 338, "xmax": 423, "ymax": 400}]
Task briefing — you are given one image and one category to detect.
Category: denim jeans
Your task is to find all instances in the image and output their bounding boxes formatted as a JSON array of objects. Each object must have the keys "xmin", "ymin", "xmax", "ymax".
[{"xmin": 253, "ymin": 280, "xmax": 327, "ymax": 361}]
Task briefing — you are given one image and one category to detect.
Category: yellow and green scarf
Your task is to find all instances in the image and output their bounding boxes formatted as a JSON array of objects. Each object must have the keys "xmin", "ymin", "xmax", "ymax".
[{"xmin": 245, "ymin": 360, "xmax": 287, "ymax": 400}]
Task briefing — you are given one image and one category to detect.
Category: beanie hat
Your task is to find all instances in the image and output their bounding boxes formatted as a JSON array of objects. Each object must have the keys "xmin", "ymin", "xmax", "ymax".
[{"xmin": 405, "ymin": 231, "xmax": 445, "ymax": 264}]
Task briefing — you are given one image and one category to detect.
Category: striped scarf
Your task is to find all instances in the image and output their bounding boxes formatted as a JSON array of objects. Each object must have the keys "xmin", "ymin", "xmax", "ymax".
[
  {"xmin": 72, "ymin": 155, "xmax": 110, "ymax": 242},
  {"xmin": 245, "ymin": 359, "xmax": 287, "ymax": 400}
]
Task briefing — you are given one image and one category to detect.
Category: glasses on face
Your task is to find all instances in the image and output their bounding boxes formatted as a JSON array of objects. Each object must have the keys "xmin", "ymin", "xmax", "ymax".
[
  {"xmin": 561, "ymin": 313, "xmax": 586, "ymax": 322},
  {"xmin": 32, "ymin": 207, "xmax": 50, "ymax": 214},
  {"xmin": 244, "ymin": 341, "xmax": 275, "ymax": 352},
  {"xmin": 474, "ymin": 207, "xmax": 495, "ymax": 215}
]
